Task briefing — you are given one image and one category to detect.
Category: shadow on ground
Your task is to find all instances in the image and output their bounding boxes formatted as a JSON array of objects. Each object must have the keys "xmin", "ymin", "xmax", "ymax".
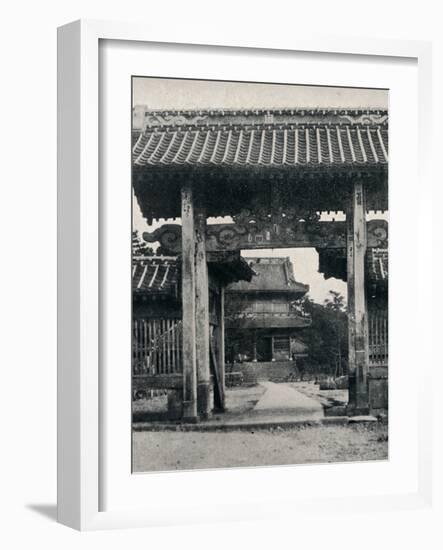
[{"xmin": 26, "ymin": 504, "xmax": 57, "ymax": 522}]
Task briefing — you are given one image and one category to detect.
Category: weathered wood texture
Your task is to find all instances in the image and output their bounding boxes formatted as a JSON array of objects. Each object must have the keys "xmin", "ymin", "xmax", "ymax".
[
  {"xmin": 347, "ymin": 182, "xmax": 370, "ymax": 414},
  {"xmin": 144, "ymin": 219, "xmax": 388, "ymax": 255},
  {"xmin": 181, "ymin": 184, "xmax": 198, "ymax": 421},
  {"xmin": 210, "ymin": 339, "xmax": 225, "ymax": 411},
  {"xmin": 213, "ymin": 285, "xmax": 226, "ymax": 410},
  {"xmin": 195, "ymin": 208, "xmax": 211, "ymax": 418}
]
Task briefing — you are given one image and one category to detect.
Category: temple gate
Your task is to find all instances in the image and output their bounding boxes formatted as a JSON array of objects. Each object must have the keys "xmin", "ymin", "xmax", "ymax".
[{"xmin": 132, "ymin": 107, "xmax": 388, "ymax": 421}]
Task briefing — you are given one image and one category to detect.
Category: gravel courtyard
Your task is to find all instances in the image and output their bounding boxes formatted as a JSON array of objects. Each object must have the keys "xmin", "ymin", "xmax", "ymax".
[{"xmin": 132, "ymin": 422, "xmax": 388, "ymax": 472}]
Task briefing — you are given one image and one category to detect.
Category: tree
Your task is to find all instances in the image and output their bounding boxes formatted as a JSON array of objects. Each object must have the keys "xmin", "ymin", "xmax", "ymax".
[
  {"xmin": 324, "ymin": 291, "xmax": 346, "ymax": 377},
  {"xmin": 132, "ymin": 230, "xmax": 155, "ymax": 257},
  {"xmin": 297, "ymin": 292, "xmax": 348, "ymax": 378}
]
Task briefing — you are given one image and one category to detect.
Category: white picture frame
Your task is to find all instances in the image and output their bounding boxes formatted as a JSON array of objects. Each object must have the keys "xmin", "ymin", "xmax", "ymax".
[{"xmin": 57, "ymin": 19, "xmax": 433, "ymax": 531}]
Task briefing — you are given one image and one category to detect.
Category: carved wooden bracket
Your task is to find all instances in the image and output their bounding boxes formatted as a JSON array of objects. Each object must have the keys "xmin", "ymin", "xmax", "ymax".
[{"xmin": 143, "ymin": 219, "xmax": 388, "ymax": 255}]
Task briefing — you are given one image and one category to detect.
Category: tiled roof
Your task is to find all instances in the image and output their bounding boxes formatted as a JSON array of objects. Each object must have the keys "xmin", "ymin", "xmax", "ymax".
[
  {"xmin": 133, "ymin": 113, "xmax": 388, "ymax": 168},
  {"xmin": 317, "ymin": 247, "xmax": 388, "ymax": 288},
  {"xmin": 227, "ymin": 257, "xmax": 309, "ymax": 296},
  {"xmin": 207, "ymin": 251, "xmax": 255, "ymax": 284},
  {"xmin": 132, "ymin": 256, "xmax": 178, "ymax": 296},
  {"xmin": 366, "ymin": 248, "xmax": 388, "ymax": 283},
  {"xmin": 132, "ymin": 252, "xmax": 255, "ymax": 297}
]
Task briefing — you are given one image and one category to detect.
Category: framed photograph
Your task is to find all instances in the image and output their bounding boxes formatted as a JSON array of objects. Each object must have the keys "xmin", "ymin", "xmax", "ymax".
[{"xmin": 57, "ymin": 20, "xmax": 433, "ymax": 530}]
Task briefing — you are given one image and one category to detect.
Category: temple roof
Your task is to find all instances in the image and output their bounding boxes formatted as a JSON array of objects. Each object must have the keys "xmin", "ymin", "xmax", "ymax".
[
  {"xmin": 317, "ymin": 247, "xmax": 388, "ymax": 293},
  {"xmin": 366, "ymin": 248, "xmax": 388, "ymax": 284},
  {"xmin": 132, "ymin": 108, "xmax": 389, "ymax": 221},
  {"xmin": 132, "ymin": 252, "xmax": 255, "ymax": 299},
  {"xmin": 133, "ymin": 112, "xmax": 388, "ymax": 169},
  {"xmin": 227, "ymin": 257, "xmax": 309, "ymax": 297},
  {"xmin": 132, "ymin": 256, "xmax": 179, "ymax": 297}
]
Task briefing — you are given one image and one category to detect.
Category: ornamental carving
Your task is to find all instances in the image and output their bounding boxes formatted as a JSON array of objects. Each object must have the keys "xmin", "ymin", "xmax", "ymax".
[
  {"xmin": 339, "ymin": 113, "xmax": 388, "ymax": 125},
  {"xmin": 146, "ymin": 114, "xmax": 208, "ymax": 127},
  {"xmin": 143, "ymin": 219, "xmax": 388, "ymax": 255},
  {"xmin": 232, "ymin": 207, "xmax": 322, "ymax": 244},
  {"xmin": 143, "ymin": 225, "xmax": 182, "ymax": 254},
  {"xmin": 367, "ymin": 221, "xmax": 388, "ymax": 247}
]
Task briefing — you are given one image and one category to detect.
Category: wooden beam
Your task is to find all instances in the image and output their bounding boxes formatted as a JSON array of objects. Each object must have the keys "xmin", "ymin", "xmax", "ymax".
[
  {"xmin": 213, "ymin": 285, "xmax": 226, "ymax": 411},
  {"xmin": 144, "ymin": 219, "xmax": 388, "ymax": 254},
  {"xmin": 347, "ymin": 182, "xmax": 370, "ymax": 415},
  {"xmin": 210, "ymin": 338, "xmax": 225, "ymax": 411},
  {"xmin": 195, "ymin": 208, "xmax": 211, "ymax": 418},
  {"xmin": 181, "ymin": 183, "xmax": 198, "ymax": 421}
]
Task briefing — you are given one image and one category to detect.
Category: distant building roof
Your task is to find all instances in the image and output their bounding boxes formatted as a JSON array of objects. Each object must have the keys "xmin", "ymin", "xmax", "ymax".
[
  {"xmin": 132, "ymin": 256, "xmax": 179, "ymax": 297},
  {"xmin": 227, "ymin": 257, "xmax": 309, "ymax": 298},
  {"xmin": 366, "ymin": 248, "xmax": 388, "ymax": 283},
  {"xmin": 366, "ymin": 248, "xmax": 388, "ymax": 297},
  {"xmin": 132, "ymin": 252, "xmax": 255, "ymax": 299},
  {"xmin": 317, "ymin": 247, "xmax": 388, "ymax": 294}
]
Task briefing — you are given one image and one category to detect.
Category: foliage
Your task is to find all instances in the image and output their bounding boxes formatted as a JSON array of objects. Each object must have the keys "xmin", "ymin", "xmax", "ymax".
[
  {"xmin": 298, "ymin": 291, "xmax": 348, "ymax": 377},
  {"xmin": 132, "ymin": 230, "xmax": 155, "ymax": 257}
]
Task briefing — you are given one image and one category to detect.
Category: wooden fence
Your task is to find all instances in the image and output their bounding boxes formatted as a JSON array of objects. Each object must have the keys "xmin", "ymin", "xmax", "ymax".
[
  {"xmin": 132, "ymin": 318, "xmax": 183, "ymax": 375},
  {"xmin": 368, "ymin": 309, "xmax": 388, "ymax": 367}
]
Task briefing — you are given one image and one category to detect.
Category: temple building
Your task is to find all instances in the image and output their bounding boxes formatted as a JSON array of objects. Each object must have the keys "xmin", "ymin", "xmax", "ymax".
[{"xmin": 225, "ymin": 257, "xmax": 311, "ymax": 382}]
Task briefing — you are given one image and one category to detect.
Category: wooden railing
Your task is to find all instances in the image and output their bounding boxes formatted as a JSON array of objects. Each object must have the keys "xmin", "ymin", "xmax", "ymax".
[
  {"xmin": 132, "ymin": 318, "xmax": 183, "ymax": 375},
  {"xmin": 368, "ymin": 310, "xmax": 388, "ymax": 367}
]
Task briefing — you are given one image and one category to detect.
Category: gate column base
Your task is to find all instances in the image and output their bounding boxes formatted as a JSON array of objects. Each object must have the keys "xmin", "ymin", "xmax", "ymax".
[
  {"xmin": 197, "ymin": 382, "xmax": 211, "ymax": 419},
  {"xmin": 347, "ymin": 373, "xmax": 370, "ymax": 416},
  {"xmin": 182, "ymin": 404, "xmax": 199, "ymax": 424},
  {"xmin": 347, "ymin": 406, "xmax": 370, "ymax": 417},
  {"xmin": 167, "ymin": 390, "xmax": 183, "ymax": 420}
]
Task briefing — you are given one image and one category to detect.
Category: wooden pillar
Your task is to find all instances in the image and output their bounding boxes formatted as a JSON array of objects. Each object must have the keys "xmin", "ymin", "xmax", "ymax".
[
  {"xmin": 347, "ymin": 181, "xmax": 370, "ymax": 415},
  {"xmin": 181, "ymin": 183, "xmax": 198, "ymax": 422},
  {"xmin": 214, "ymin": 285, "xmax": 226, "ymax": 411},
  {"xmin": 195, "ymin": 208, "xmax": 211, "ymax": 418}
]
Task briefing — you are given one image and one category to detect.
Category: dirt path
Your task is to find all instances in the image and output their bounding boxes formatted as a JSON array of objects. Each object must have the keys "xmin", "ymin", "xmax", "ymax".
[
  {"xmin": 133, "ymin": 423, "xmax": 388, "ymax": 472},
  {"xmin": 289, "ymin": 381, "xmax": 348, "ymax": 408},
  {"xmin": 253, "ymin": 382, "xmax": 324, "ymax": 420}
]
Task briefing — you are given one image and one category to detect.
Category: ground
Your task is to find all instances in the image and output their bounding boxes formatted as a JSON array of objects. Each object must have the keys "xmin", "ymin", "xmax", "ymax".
[
  {"xmin": 132, "ymin": 422, "xmax": 388, "ymax": 472},
  {"xmin": 132, "ymin": 381, "xmax": 348, "ymax": 422},
  {"xmin": 132, "ymin": 381, "xmax": 388, "ymax": 472}
]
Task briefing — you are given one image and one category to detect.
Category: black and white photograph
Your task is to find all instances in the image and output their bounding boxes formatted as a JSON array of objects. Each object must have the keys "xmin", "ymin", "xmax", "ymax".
[
  {"xmin": 3, "ymin": 0, "xmax": 440, "ymax": 543},
  {"xmin": 131, "ymin": 77, "xmax": 389, "ymax": 472}
]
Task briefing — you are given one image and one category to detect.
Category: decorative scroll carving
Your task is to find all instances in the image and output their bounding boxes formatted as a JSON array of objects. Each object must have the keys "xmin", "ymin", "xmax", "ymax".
[
  {"xmin": 143, "ymin": 225, "xmax": 182, "ymax": 254},
  {"xmin": 143, "ymin": 219, "xmax": 388, "ymax": 255},
  {"xmin": 146, "ymin": 114, "xmax": 208, "ymax": 127},
  {"xmin": 367, "ymin": 221, "xmax": 388, "ymax": 247},
  {"xmin": 233, "ymin": 207, "xmax": 321, "ymax": 232},
  {"xmin": 339, "ymin": 114, "xmax": 388, "ymax": 125},
  {"xmin": 230, "ymin": 206, "xmax": 323, "ymax": 246}
]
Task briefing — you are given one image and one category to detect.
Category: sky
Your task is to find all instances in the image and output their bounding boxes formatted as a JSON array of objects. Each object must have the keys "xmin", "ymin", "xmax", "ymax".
[{"xmin": 132, "ymin": 77, "xmax": 388, "ymax": 303}]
